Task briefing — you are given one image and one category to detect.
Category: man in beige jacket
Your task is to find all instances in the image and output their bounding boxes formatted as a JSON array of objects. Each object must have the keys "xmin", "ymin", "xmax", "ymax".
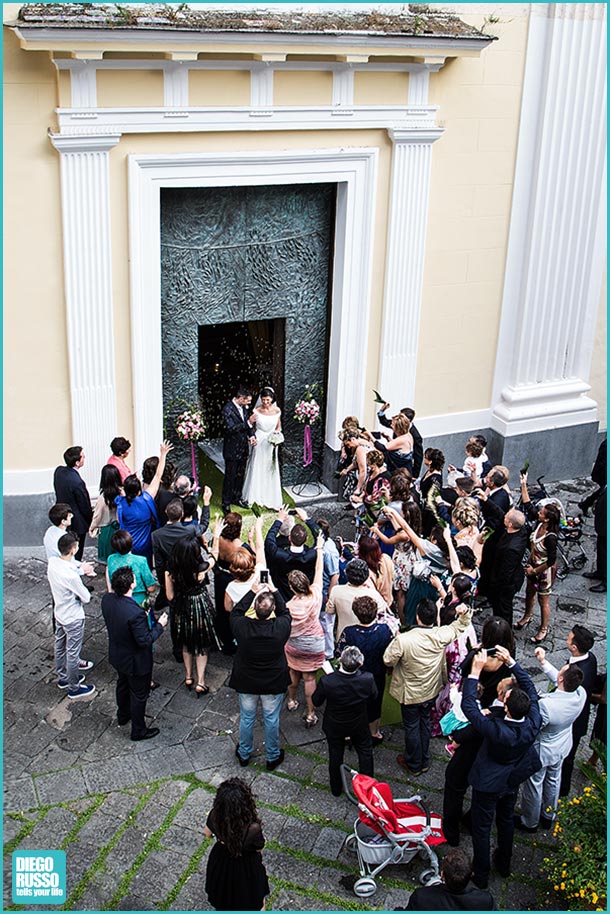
[{"xmin": 383, "ymin": 597, "xmax": 473, "ymax": 776}]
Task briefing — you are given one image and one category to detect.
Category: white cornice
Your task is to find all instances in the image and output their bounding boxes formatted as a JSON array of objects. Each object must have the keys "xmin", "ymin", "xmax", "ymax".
[
  {"xmin": 14, "ymin": 25, "xmax": 491, "ymax": 53},
  {"xmin": 55, "ymin": 104, "xmax": 438, "ymax": 135}
]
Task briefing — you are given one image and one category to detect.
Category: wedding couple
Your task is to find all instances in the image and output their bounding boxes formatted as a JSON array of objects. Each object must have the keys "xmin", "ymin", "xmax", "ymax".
[{"xmin": 221, "ymin": 385, "xmax": 283, "ymax": 514}]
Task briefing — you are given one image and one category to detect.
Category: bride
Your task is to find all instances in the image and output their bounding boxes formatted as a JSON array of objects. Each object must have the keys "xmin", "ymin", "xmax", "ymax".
[{"xmin": 242, "ymin": 387, "xmax": 283, "ymax": 509}]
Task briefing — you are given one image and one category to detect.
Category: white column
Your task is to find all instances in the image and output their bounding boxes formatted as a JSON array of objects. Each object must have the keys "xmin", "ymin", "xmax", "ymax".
[
  {"xmin": 69, "ymin": 61, "xmax": 97, "ymax": 108},
  {"xmin": 49, "ymin": 133, "xmax": 121, "ymax": 488},
  {"xmin": 491, "ymin": 3, "xmax": 606, "ymax": 435},
  {"xmin": 377, "ymin": 127, "xmax": 443, "ymax": 406}
]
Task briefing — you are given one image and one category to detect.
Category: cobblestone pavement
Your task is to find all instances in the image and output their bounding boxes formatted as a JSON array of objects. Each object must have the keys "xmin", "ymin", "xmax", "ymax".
[{"xmin": 3, "ymin": 478, "xmax": 606, "ymax": 911}]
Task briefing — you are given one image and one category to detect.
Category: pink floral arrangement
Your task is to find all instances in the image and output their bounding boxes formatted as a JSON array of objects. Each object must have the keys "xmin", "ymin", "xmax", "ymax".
[
  {"xmin": 175, "ymin": 409, "xmax": 206, "ymax": 441},
  {"xmin": 294, "ymin": 398, "xmax": 320, "ymax": 425}
]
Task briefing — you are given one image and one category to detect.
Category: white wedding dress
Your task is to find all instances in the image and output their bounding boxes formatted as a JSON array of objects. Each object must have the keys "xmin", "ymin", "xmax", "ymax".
[{"xmin": 242, "ymin": 409, "xmax": 283, "ymax": 509}]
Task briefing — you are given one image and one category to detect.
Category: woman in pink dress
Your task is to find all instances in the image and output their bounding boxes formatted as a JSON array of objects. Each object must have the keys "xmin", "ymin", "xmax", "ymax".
[
  {"xmin": 285, "ymin": 532, "xmax": 326, "ymax": 728},
  {"xmin": 107, "ymin": 436, "xmax": 132, "ymax": 483}
]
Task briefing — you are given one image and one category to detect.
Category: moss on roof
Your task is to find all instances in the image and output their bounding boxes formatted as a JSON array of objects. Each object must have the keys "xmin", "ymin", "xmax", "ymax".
[{"xmin": 14, "ymin": 3, "xmax": 492, "ymax": 41}]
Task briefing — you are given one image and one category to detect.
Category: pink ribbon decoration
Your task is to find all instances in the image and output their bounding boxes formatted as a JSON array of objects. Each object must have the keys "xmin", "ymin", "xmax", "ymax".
[
  {"xmin": 190, "ymin": 441, "xmax": 200, "ymax": 491},
  {"xmin": 303, "ymin": 423, "xmax": 313, "ymax": 467}
]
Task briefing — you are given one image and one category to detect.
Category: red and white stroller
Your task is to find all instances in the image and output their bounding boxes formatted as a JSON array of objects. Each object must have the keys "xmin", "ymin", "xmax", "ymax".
[{"xmin": 340, "ymin": 765, "xmax": 445, "ymax": 898}]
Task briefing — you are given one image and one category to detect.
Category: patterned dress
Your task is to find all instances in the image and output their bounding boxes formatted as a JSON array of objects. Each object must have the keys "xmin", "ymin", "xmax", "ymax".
[{"xmin": 172, "ymin": 564, "xmax": 222, "ymax": 655}]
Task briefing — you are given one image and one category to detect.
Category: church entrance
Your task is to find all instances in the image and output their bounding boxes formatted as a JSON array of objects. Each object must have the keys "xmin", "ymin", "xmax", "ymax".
[
  {"xmin": 198, "ymin": 319, "xmax": 285, "ymax": 439},
  {"xmin": 161, "ymin": 183, "xmax": 335, "ymax": 483}
]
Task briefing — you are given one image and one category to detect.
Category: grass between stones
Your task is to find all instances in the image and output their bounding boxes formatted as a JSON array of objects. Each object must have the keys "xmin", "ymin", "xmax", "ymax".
[
  {"xmin": 60, "ymin": 796, "xmax": 106, "ymax": 850},
  {"xmin": 3, "ymin": 810, "xmax": 49, "ymax": 856}
]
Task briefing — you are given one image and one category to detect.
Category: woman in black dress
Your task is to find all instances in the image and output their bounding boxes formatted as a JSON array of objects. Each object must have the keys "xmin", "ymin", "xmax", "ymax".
[
  {"xmin": 165, "ymin": 535, "xmax": 221, "ymax": 696},
  {"xmin": 419, "ymin": 447, "xmax": 445, "ymax": 537},
  {"xmin": 204, "ymin": 778, "xmax": 270, "ymax": 911}
]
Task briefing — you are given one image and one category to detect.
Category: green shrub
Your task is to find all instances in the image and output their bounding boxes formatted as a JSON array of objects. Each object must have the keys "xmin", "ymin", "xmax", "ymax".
[{"xmin": 542, "ymin": 742, "xmax": 607, "ymax": 910}]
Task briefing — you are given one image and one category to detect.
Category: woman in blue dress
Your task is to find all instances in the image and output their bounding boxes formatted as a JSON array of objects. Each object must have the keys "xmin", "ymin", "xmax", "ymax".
[{"xmin": 115, "ymin": 440, "xmax": 173, "ymax": 568}]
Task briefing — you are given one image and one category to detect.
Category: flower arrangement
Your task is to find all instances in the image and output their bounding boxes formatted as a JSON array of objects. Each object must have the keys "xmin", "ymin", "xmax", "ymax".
[
  {"xmin": 294, "ymin": 398, "xmax": 321, "ymax": 425},
  {"xmin": 542, "ymin": 743, "xmax": 606, "ymax": 910},
  {"xmin": 175, "ymin": 409, "xmax": 206, "ymax": 441}
]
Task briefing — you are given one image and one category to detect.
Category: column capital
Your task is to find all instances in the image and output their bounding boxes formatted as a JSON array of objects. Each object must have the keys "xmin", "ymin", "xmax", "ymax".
[
  {"xmin": 388, "ymin": 126, "xmax": 443, "ymax": 144},
  {"xmin": 48, "ymin": 131, "xmax": 122, "ymax": 154}
]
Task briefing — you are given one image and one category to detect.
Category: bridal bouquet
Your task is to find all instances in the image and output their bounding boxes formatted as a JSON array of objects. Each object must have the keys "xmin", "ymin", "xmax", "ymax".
[{"xmin": 267, "ymin": 430, "xmax": 284, "ymax": 467}]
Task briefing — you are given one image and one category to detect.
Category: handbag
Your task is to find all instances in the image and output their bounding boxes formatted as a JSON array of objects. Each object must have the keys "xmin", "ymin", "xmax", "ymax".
[{"xmin": 412, "ymin": 558, "xmax": 432, "ymax": 581}]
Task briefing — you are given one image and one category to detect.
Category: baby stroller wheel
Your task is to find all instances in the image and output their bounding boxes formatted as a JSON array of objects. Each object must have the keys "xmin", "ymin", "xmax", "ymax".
[
  {"xmin": 572, "ymin": 554, "xmax": 587, "ymax": 570},
  {"xmin": 354, "ymin": 877, "xmax": 377, "ymax": 898},
  {"xmin": 420, "ymin": 868, "xmax": 440, "ymax": 886},
  {"xmin": 344, "ymin": 834, "xmax": 358, "ymax": 855}
]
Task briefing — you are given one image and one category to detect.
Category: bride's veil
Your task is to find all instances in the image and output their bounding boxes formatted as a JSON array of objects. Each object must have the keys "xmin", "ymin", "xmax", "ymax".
[{"xmin": 254, "ymin": 386, "xmax": 276, "ymax": 409}]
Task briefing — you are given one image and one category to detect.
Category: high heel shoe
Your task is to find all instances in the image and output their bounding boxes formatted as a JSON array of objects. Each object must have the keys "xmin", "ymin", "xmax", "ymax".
[
  {"xmin": 530, "ymin": 629, "xmax": 548, "ymax": 644},
  {"xmin": 195, "ymin": 682, "xmax": 210, "ymax": 697},
  {"xmin": 514, "ymin": 616, "xmax": 533, "ymax": 631},
  {"xmin": 184, "ymin": 678, "xmax": 193, "ymax": 690}
]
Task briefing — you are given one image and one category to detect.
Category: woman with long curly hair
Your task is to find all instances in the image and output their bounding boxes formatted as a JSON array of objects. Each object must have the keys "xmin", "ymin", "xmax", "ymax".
[
  {"xmin": 165, "ymin": 532, "xmax": 221, "ymax": 695},
  {"xmin": 204, "ymin": 777, "xmax": 270, "ymax": 911},
  {"xmin": 89, "ymin": 464, "xmax": 122, "ymax": 562}
]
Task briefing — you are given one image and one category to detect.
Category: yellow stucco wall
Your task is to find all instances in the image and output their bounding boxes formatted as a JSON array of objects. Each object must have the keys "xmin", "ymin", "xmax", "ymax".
[
  {"xmin": 417, "ymin": 9, "xmax": 528, "ymax": 415},
  {"xmin": 354, "ymin": 70, "xmax": 409, "ymax": 106},
  {"xmin": 188, "ymin": 69, "xmax": 250, "ymax": 106},
  {"xmin": 96, "ymin": 68, "xmax": 164, "ymax": 107},
  {"xmin": 4, "ymin": 28, "xmax": 71, "ymax": 470},
  {"xmin": 273, "ymin": 69, "xmax": 333, "ymax": 106}
]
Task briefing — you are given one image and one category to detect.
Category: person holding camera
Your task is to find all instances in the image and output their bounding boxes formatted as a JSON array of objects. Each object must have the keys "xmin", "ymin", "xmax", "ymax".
[
  {"xmin": 229, "ymin": 578, "xmax": 292, "ymax": 770},
  {"xmin": 264, "ymin": 505, "xmax": 320, "ymax": 601},
  {"xmin": 383, "ymin": 597, "xmax": 473, "ymax": 776},
  {"xmin": 462, "ymin": 645, "xmax": 542, "ymax": 889}
]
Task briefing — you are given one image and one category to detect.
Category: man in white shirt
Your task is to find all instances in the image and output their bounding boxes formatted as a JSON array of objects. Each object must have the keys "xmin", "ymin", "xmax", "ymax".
[
  {"xmin": 47, "ymin": 533, "xmax": 95, "ymax": 699},
  {"xmin": 514, "ymin": 660, "xmax": 586, "ymax": 832}
]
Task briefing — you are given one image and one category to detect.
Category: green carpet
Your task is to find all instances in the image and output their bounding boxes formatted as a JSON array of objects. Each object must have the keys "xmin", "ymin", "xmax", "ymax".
[{"xmin": 197, "ymin": 450, "xmax": 296, "ymax": 538}]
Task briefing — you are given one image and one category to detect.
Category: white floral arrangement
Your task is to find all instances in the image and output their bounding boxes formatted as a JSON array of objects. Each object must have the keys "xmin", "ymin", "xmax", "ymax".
[
  {"xmin": 267, "ymin": 430, "xmax": 285, "ymax": 447},
  {"xmin": 175, "ymin": 409, "xmax": 206, "ymax": 441}
]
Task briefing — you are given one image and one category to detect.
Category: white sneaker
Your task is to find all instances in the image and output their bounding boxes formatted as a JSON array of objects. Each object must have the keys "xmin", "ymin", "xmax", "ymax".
[
  {"xmin": 67, "ymin": 684, "xmax": 96, "ymax": 700},
  {"xmin": 78, "ymin": 659, "xmax": 94, "ymax": 671}
]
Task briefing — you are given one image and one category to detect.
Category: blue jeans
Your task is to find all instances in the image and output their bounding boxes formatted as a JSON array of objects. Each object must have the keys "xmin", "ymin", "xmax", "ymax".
[
  {"xmin": 401, "ymin": 698, "xmax": 435, "ymax": 771},
  {"xmin": 238, "ymin": 692, "xmax": 283, "ymax": 762}
]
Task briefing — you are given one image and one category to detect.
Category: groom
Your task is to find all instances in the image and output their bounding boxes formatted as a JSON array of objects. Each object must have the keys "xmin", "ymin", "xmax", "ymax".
[{"xmin": 221, "ymin": 386, "xmax": 256, "ymax": 514}]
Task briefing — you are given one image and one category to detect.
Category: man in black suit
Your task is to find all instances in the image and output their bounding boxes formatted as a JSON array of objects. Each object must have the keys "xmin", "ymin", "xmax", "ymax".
[
  {"xmin": 264, "ymin": 506, "xmax": 320, "ymax": 601},
  {"xmin": 221, "ymin": 386, "xmax": 255, "ymax": 514},
  {"xmin": 403, "ymin": 848, "xmax": 496, "ymax": 911},
  {"xmin": 535, "ymin": 625, "xmax": 598, "ymax": 797},
  {"xmin": 377, "ymin": 403, "xmax": 423, "ymax": 476},
  {"xmin": 484, "ymin": 506, "xmax": 529, "ymax": 624},
  {"xmin": 101, "ymin": 566, "xmax": 168, "ymax": 741},
  {"xmin": 312, "ymin": 645, "xmax": 376, "ymax": 796},
  {"xmin": 579, "ymin": 437, "xmax": 606, "ymax": 516},
  {"xmin": 462, "ymin": 646, "xmax": 541, "ymax": 889},
  {"xmin": 53, "ymin": 446, "xmax": 93, "ymax": 561}
]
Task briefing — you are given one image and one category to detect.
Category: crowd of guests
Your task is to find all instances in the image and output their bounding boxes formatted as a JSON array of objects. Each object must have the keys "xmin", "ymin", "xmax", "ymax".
[{"xmin": 43, "ymin": 414, "xmax": 606, "ymax": 909}]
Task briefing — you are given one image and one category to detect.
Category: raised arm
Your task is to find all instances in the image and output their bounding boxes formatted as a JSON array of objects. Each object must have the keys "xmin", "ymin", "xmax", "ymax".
[
  {"xmin": 443, "ymin": 525, "xmax": 461, "ymax": 575},
  {"xmin": 146, "ymin": 440, "xmax": 174, "ymax": 500},
  {"xmin": 254, "ymin": 516, "xmax": 265, "ymax": 565},
  {"xmin": 383, "ymin": 506, "xmax": 427, "ymax": 555},
  {"xmin": 313, "ymin": 532, "xmax": 324, "ymax": 589}
]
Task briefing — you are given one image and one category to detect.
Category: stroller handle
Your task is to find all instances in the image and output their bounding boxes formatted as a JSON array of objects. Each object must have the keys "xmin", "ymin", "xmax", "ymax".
[{"xmin": 340, "ymin": 764, "xmax": 359, "ymax": 805}]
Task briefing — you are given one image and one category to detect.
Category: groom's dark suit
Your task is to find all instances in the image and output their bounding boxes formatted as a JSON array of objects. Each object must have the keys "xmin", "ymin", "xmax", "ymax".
[{"xmin": 222, "ymin": 399, "xmax": 253, "ymax": 512}]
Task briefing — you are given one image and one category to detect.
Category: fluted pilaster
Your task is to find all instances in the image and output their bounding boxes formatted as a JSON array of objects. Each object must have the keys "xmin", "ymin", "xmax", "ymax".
[
  {"xmin": 49, "ymin": 133, "xmax": 121, "ymax": 487},
  {"xmin": 377, "ymin": 127, "xmax": 443, "ymax": 406},
  {"xmin": 492, "ymin": 3, "xmax": 606, "ymax": 434}
]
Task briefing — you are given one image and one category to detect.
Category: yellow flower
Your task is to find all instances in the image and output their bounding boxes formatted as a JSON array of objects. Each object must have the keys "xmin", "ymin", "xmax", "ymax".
[
  {"xmin": 574, "ymin": 846, "xmax": 581, "ymax": 852},
  {"xmin": 560, "ymin": 882, "xmax": 565, "ymax": 891},
  {"xmin": 592, "ymin": 894, "xmax": 599, "ymax": 904},
  {"xmin": 554, "ymin": 886, "xmax": 559, "ymax": 891},
  {"xmin": 561, "ymin": 871, "xmax": 567, "ymax": 878}
]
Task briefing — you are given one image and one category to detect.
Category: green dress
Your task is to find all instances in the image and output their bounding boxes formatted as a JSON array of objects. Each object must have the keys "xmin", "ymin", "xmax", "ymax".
[{"xmin": 107, "ymin": 552, "xmax": 156, "ymax": 606}]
